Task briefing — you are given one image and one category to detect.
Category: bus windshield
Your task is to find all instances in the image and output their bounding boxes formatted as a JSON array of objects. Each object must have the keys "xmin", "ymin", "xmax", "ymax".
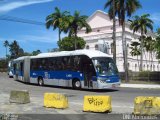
[{"xmin": 92, "ymin": 57, "xmax": 118, "ymax": 76}]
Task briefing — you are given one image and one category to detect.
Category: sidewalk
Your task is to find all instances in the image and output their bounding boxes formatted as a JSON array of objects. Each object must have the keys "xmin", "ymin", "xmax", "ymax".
[{"xmin": 121, "ymin": 83, "xmax": 160, "ymax": 89}]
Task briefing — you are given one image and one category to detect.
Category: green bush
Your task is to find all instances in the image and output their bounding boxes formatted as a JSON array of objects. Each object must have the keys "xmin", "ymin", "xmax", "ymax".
[
  {"xmin": 58, "ymin": 36, "xmax": 86, "ymax": 51},
  {"xmin": 0, "ymin": 59, "xmax": 7, "ymax": 69},
  {"xmin": 138, "ymin": 71, "xmax": 150, "ymax": 77}
]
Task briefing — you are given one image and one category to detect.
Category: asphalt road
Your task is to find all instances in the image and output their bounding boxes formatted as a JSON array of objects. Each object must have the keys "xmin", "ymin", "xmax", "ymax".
[{"xmin": 0, "ymin": 73, "xmax": 159, "ymax": 120}]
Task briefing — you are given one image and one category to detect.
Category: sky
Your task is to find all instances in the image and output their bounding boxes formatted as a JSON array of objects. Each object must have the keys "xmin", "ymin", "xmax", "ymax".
[{"xmin": 0, "ymin": 0, "xmax": 160, "ymax": 58}]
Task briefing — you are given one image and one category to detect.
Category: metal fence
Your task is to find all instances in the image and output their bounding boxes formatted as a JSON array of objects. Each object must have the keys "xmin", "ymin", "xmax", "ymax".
[{"xmin": 119, "ymin": 72, "xmax": 160, "ymax": 83}]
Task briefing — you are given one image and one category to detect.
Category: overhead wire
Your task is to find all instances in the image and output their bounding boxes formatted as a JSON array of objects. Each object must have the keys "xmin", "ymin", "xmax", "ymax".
[{"xmin": 0, "ymin": 15, "xmax": 45, "ymax": 26}]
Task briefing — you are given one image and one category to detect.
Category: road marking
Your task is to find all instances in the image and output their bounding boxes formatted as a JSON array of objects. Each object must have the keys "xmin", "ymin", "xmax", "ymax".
[
  {"xmin": 70, "ymin": 102, "xmax": 134, "ymax": 109},
  {"xmin": 70, "ymin": 102, "xmax": 82, "ymax": 105},
  {"xmin": 113, "ymin": 105, "xmax": 133, "ymax": 109}
]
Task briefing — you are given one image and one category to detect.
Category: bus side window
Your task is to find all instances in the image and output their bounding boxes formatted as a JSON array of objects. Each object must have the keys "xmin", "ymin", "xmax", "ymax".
[
  {"xmin": 67, "ymin": 56, "xmax": 82, "ymax": 72},
  {"xmin": 70, "ymin": 56, "xmax": 74, "ymax": 71},
  {"xmin": 13, "ymin": 63, "xmax": 16, "ymax": 71},
  {"xmin": 61, "ymin": 57, "xmax": 68, "ymax": 70},
  {"xmin": 55, "ymin": 57, "xmax": 62, "ymax": 70},
  {"xmin": 44, "ymin": 58, "xmax": 49, "ymax": 70},
  {"xmin": 74, "ymin": 56, "xmax": 81, "ymax": 71},
  {"xmin": 38, "ymin": 59, "xmax": 43, "ymax": 70},
  {"xmin": 31, "ymin": 59, "xmax": 38, "ymax": 71},
  {"xmin": 20, "ymin": 62, "xmax": 23, "ymax": 71},
  {"xmin": 48, "ymin": 58, "xmax": 54, "ymax": 71}
]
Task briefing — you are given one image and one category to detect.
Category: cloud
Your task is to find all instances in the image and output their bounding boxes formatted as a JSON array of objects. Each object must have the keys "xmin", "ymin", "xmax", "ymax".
[
  {"xmin": 21, "ymin": 34, "xmax": 58, "ymax": 44},
  {"xmin": 0, "ymin": 0, "xmax": 53, "ymax": 13},
  {"xmin": 15, "ymin": 30, "xmax": 66, "ymax": 44},
  {"xmin": 1, "ymin": 30, "xmax": 66, "ymax": 44},
  {"xmin": 151, "ymin": 13, "xmax": 160, "ymax": 24}
]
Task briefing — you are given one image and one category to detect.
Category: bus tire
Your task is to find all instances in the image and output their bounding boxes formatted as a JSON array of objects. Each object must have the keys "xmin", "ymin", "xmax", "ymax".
[
  {"xmin": 38, "ymin": 77, "xmax": 44, "ymax": 86},
  {"xmin": 72, "ymin": 79, "xmax": 81, "ymax": 89}
]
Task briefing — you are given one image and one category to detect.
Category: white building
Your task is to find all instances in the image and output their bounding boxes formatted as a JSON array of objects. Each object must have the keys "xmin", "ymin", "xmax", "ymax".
[{"xmin": 78, "ymin": 10, "xmax": 159, "ymax": 72}]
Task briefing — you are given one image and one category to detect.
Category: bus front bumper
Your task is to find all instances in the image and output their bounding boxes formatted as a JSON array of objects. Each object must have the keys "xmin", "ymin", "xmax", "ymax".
[{"xmin": 97, "ymin": 81, "xmax": 121, "ymax": 89}]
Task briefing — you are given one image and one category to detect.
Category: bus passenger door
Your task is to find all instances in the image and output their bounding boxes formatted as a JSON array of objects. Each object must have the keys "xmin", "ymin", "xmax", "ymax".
[
  {"xmin": 83, "ymin": 64, "xmax": 93, "ymax": 88},
  {"xmin": 82, "ymin": 56, "xmax": 95, "ymax": 88},
  {"xmin": 20, "ymin": 62, "xmax": 24, "ymax": 81},
  {"xmin": 13, "ymin": 63, "xmax": 18, "ymax": 80}
]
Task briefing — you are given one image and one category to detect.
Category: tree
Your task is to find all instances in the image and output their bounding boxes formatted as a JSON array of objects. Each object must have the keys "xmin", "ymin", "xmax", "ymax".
[
  {"xmin": 46, "ymin": 7, "xmax": 70, "ymax": 42},
  {"xmin": 130, "ymin": 42, "xmax": 141, "ymax": 70},
  {"xmin": 9, "ymin": 40, "xmax": 24, "ymax": 59},
  {"xmin": 68, "ymin": 11, "xmax": 92, "ymax": 49},
  {"xmin": 0, "ymin": 59, "xmax": 8, "ymax": 72},
  {"xmin": 3, "ymin": 40, "xmax": 9, "ymax": 59},
  {"xmin": 48, "ymin": 48, "xmax": 59, "ymax": 52},
  {"xmin": 58, "ymin": 36, "xmax": 86, "ymax": 51},
  {"xmin": 130, "ymin": 14, "xmax": 153, "ymax": 71},
  {"xmin": 32, "ymin": 50, "xmax": 41, "ymax": 55},
  {"xmin": 155, "ymin": 28, "xmax": 160, "ymax": 60},
  {"xmin": 143, "ymin": 36, "xmax": 155, "ymax": 70},
  {"xmin": 23, "ymin": 52, "xmax": 32, "ymax": 56},
  {"xmin": 104, "ymin": 0, "xmax": 116, "ymax": 64},
  {"xmin": 105, "ymin": 0, "xmax": 141, "ymax": 82}
]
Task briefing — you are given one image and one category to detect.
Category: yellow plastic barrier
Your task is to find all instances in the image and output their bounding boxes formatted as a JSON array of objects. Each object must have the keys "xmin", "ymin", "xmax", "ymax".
[
  {"xmin": 83, "ymin": 95, "xmax": 112, "ymax": 113},
  {"xmin": 44, "ymin": 93, "xmax": 68, "ymax": 109},
  {"xmin": 134, "ymin": 96, "xmax": 160, "ymax": 115},
  {"xmin": 9, "ymin": 90, "xmax": 30, "ymax": 104}
]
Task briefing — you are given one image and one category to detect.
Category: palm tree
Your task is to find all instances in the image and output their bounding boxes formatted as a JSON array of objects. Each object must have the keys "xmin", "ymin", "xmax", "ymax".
[
  {"xmin": 143, "ymin": 36, "xmax": 155, "ymax": 70},
  {"xmin": 130, "ymin": 42, "xmax": 141, "ymax": 70},
  {"xmin": 155, "ymin": 28, "xmax": 160, "ymax": 59},
  {"xmin": 130, "ymin": 14, "xmax": 153, "ymax": 71},
  {"xmin": 3, "ymin": 40, "xmax": 9, "ymax": 59},
  {"xmin": 68, "ymin": 11, "xmax": 92, "ymax": 49},
  {"xmin": 46, "ymin": 7, "xmax": 70, "ymax": 42},
  {"xmin": 104, "ymin": 0, "xmax": 141, "ymax": 82},
  {"xmin": 104, "ymin": 0, "xmax": 117, "ymax": 64},
  {"xmin": 9, "ymin": 40, "xmax": 20, "ymax": 59}
]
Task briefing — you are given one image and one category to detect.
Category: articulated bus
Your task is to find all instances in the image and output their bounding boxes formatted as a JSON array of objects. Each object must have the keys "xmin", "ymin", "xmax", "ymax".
[{"xmin": 13, "ymin": 50, "xmax": 121, "ymax": 89}]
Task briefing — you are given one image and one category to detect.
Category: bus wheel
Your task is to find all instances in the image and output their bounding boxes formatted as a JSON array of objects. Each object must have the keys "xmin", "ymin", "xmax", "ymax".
[
  {"xmin": 38, "ymin": 77, "xmax": 44, "ymax": 86},
  {"xmin": 72, "ymin": 79, "xmax": 81, "ymax": 89}
]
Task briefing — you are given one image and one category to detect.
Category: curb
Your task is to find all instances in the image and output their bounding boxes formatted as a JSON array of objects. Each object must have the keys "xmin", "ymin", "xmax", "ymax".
[{"xmin": 120, "ymin": 84, "xmax": 160, "ymax": 89}]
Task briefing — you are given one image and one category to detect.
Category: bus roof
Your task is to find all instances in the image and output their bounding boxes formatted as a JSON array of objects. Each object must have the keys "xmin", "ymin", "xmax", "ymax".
[
  {"xmin": 31, "ymin": 50, "xmax": 112, "ymax": 59},
  {"xmin": 13, "ymin": 56, "xmax": 29, "ymax": 61},
  {"xmin": 13, "ymin": 50, "xmax": 112, "ymax": 61}
]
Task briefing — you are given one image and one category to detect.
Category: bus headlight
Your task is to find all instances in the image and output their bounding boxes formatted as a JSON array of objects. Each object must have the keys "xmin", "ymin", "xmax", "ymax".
[
  {"xmin": 98, "ymin": 79, "xmax": 105, "ymax": 83},
  {"xmin": 98, "ymin": 78, "xmax": 111, "ymax": 83},
  {"xmin": 97, "ymin": 78, "xmax": 107, "ymax": 83}
]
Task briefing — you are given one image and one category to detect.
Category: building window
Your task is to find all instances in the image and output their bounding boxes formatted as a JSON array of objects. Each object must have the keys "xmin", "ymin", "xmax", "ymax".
[
  {"xmin": 153, "ymin": 65, "xmax": 155, "ymax": 71},
  {"xmin": 135, "ymin": 64, "xmax": 137, "ymax": 71},
  {"xmin": 86, "ymin": 45, "xmax": 89, "ymax": 49},
  {"xmin": 97, "ymin": 29, "xmax": 100, "ymax": 32},
  {"xmin": 150, "ymin": 65, "xmax": 152, "ymax": 70},
  {"xmin": 127, "ymin": 44, "xmax": 130, "ymax": 55},
  {"xmin": 111, "ymin": 43, "xmax": 114, "ymax": 54},
  {"xmin": 147, "ymin": 64, "xmax": 149, "ymax": 69},
  {"xmin": 95, "ymin": 44, "xmax": 98, "ymax": 50}
]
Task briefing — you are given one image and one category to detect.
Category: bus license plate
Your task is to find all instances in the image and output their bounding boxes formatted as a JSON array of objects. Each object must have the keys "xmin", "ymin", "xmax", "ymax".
[{"xmin": 112, "ymin": 84, "xmax": 116, "ymax": 88}]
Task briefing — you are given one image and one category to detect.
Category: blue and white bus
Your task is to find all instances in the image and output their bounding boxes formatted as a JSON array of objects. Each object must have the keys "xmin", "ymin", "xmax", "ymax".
[{"xmin": 13, "ymin": 50, "xmax": 121, "ymax": 89}]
